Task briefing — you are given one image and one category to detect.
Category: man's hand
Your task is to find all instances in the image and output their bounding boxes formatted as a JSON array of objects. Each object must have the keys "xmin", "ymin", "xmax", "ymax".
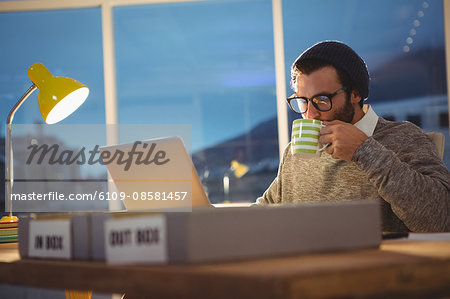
[{"xmin": 319, "ymin": 120, "xmax": 368, "ymax": 161}]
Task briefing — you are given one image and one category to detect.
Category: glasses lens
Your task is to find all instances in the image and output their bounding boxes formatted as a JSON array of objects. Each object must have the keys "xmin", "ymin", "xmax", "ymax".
[
  {"xmin": 312, "ymin": 96, "xmax": 332, "ymax": 111},
  {"xmin": 289, "ymin": 98, "xmax": 307, "ymax": 114}
]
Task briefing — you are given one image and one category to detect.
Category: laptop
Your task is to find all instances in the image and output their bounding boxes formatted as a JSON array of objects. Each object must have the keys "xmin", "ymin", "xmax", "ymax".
[{"xmin": 100, "ymin": 136, "xmax": 211, "ymax": 211}]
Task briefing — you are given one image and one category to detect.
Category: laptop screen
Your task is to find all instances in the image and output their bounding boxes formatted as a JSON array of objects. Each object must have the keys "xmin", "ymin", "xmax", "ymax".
[{"xmin": 100, "ymin": 136, "xmax": 211, "ymax": 211}]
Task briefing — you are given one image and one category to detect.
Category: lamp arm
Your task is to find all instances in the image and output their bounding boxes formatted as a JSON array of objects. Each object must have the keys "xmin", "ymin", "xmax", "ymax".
[
  {"xmin": 6, "ymin": 84, "xmax": 37, "ymax": 217},
  {"xmin": 7, "ymin": 84, "xmax": 37, "ymax": 125}
]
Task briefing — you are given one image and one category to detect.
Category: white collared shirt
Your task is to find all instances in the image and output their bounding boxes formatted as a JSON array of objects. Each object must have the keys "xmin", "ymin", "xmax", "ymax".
[{"xmin": 354, "ymin": 104, "xmax": 379, "ymax": 137}]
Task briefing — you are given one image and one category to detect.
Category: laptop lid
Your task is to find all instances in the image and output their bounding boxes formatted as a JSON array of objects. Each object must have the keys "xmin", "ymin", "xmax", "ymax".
[{"xmin": 100, "ymin": 136, "xmax": 211, "ymax": 211}]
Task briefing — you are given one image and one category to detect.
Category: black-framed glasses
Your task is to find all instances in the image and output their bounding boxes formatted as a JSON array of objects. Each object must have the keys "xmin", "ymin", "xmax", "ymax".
[{"xmin": 286, "ymin": 87, "xmax": 347, "ymax": 114}]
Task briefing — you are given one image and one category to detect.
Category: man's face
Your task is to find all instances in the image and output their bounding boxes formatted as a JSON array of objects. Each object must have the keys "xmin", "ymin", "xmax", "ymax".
[{"xmin": 295, "ymin": 66, "xmax": 358, "ymax": 124}]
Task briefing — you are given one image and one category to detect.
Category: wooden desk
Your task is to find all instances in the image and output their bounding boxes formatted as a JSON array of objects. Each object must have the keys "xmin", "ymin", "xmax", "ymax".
[{"xmin": 1, "ymin": 236, "xmax": 450, "ymax": 298}]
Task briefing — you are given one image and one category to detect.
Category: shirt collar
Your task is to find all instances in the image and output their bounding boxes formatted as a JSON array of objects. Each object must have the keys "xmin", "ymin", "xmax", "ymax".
[{"xmin": 354, "ymin": 104, "xmax": 378, "ymax": 137}]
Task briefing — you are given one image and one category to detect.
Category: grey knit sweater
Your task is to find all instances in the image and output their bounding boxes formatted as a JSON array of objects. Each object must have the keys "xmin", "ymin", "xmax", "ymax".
[{"xmin": 257, "ymin": 118, "xmax": 450, "ymax": 232}]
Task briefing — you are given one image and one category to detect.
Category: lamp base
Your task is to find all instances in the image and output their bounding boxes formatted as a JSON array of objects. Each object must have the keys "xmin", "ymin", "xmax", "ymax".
[{"xmin": 0, "ymin": 215, "xmax": 18, "ymax": 222}]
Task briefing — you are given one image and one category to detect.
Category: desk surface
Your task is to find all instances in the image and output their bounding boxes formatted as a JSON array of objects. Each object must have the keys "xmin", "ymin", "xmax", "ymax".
[{"xmin": 1, "ymin": 235, "xmax": 450, "ymax": 298}]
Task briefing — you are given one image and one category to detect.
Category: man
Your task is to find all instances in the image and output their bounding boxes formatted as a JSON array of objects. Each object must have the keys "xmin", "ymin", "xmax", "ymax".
[{"xmin": 256, "ymin": 41, "xmax": 449, "ymax": 232}]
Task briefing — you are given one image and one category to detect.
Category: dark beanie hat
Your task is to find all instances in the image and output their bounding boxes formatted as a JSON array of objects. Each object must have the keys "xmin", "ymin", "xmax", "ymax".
[{"xmin": 295, "ymin": 41, "xmax": 370, "ymax": 100}]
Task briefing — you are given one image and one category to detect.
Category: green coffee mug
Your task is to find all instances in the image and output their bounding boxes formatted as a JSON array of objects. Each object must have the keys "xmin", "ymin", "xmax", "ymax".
[{"xmin": 291, "ymin": 119, "xmax": 328, "ymax": 158}]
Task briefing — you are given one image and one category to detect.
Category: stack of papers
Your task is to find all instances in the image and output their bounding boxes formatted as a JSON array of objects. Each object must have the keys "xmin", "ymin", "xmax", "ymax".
[{"xmin": 0, "ymin": 217, "xmax": 18, "ymax": 243}]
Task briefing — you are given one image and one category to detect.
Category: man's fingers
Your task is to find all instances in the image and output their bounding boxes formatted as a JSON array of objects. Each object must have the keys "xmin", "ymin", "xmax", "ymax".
[
  {"xmin": 325, "ymin": 144, "xmax": 341, "ymax": 159},
  {"xmin": 319, "ymin": 135, "xmax": 332, "ymax": 145},
  {"xmin": 322, "ymin": 120, "xmax": 344, "ymax": 126},
  {"xmin": 320, "ymin": 126, "xmax": 332, "ymax": 135}
]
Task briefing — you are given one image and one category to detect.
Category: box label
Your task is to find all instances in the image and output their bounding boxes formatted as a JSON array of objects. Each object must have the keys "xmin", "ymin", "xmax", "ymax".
[
  {"xmin": 28, "ymin": 219, "xmax": 72, "ymax": 259},
  {"xmin": 104, "ymin": 215, "xmax": 167, "ymax": 264}
]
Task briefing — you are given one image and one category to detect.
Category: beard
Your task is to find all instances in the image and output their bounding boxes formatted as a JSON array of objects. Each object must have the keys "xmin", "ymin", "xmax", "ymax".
[{"xmin": 332, "ymin": 95, "xmax": 355, "ymax": 123}]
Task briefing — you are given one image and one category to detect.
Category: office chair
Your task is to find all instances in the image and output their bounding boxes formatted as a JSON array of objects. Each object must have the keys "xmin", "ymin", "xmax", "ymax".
[{"xmin": 426, "ymin": 132, "xmax": 445, "ymax": 160}]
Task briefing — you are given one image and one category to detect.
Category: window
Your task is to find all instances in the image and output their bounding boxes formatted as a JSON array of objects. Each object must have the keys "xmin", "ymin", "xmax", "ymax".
[
  {"xmin": 0, "ymin": 8, "xmax": 106, "ymax": 213},
  {"xmin": 0, "ymin": 8, "xmax": 105, "ymax": 129},
  {"xmin": 440, "ymin": 112, "xmax": 449, "ymax": 128},
  {"xmin": 114, "ymin": 0, "xmax": 279, "ymax": 203},
  {"xmin": 283, "ymin": 0, "xmax": 448, "ymax": 167},
  {"xmin": 383, "ymin": 115, "xmax": 396, "ymax": 121},
  {"xmin": 1, "ymin": 0, "xmax": 449, "ymax": 208},
  {"xmin": 407, "ymin": 114, "xmax": 422, "ymax": 127}
]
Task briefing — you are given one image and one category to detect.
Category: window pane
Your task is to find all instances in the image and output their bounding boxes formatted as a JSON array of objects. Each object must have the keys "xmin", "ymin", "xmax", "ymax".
[
  {"xmin": 0, "ymin": 8, "xmax": 106, "ymax": 214},
  {"xmin": 440, "ymin": 112, "xmax": 449, "ymax": 128},
  {"xmin": 283, "ymin": 0, "xmax": 449, "ymax": 167},
  {"xmin": 114, "ymin": 0, "xmax": 278, "ymax": 203},
  {"xmin": 0, "ymin": 8, "xmax": 105, "ymax": 127}
]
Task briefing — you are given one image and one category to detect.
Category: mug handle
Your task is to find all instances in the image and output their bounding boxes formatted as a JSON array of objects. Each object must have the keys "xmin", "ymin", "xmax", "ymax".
[
  {"xmin": 318, "ymin": 143, "xmax": 330, "ymax": 152},
  {"xmin": 318, "ymin": 123, "xmax": 330, "ymax": 152}
]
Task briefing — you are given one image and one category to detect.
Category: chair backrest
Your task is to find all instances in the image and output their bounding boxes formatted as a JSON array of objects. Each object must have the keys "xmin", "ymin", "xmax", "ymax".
[{"xmin": 426, "ymin": 132, "xmax": 445, "ymax": 160}]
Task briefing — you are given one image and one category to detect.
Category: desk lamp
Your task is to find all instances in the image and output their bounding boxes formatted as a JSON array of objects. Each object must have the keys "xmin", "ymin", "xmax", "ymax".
[
  {"xmin": 2, "ymin": 63, "xmax": 89, "ymax": 222},
  {"xmin": 223, "ymin": 160, "xmax": 249, "ymax": 202},
  {"xmin": 230, "ymin": 160, "xmax": 248, "ymax": 179}
]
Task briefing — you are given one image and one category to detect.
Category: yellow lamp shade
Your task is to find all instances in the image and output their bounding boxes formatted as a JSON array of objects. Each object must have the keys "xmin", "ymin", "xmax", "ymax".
[
  {"xmin": 27, "ymin": 63, "xmax": 89, "ymax": 124},
  {"xmin": 231, "ymin": 160, "xmax": 249, "ymax": 179}
]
